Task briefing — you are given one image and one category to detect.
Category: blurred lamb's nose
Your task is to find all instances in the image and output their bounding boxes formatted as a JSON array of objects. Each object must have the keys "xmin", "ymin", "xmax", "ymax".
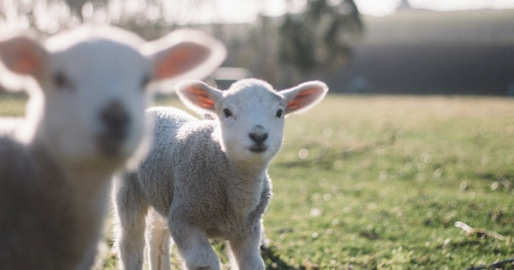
[
  {"xmin": 98, "ymin": 100, "xmax": 130, "ymax": 156},
  {"xmin": 249, "ymin": 125, "xmax": 268, "ymax": 144},
  {"xmin": 100, "ymin": 100, "xmax": 129, "ymax": 136}
]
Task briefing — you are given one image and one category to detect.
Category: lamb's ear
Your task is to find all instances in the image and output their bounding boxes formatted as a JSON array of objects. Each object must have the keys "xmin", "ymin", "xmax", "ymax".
[
  {"xmin": 175, "ymin": 80, "xmax": 223, "ymax": 114},
  {"xmin": 280, "ymin": 81, "xmax": 328, "ymax": 115},
  {"xmin": 143, "ymin": 29, "xmax": 226, "ymax": 91},
  {"xmin": 0, "ymin": 36, "xmax": 48, "ymax": 80}
]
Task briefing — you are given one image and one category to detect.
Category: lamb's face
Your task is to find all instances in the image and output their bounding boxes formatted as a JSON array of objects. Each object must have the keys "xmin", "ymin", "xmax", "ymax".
[
  {"xmin": 176, "ymin": 79, "xmax": 328, "ymax": 165},
  {"xmin": 0, "ymin": 27, "xmax": 226, "ymax": 172},
  {"xmin": 41, "ymin": 39, "xmax": 150, "ymax": 169},
  {"xmin": 216, "ymin": 83, "xmax": 285, "ymax": 162}
]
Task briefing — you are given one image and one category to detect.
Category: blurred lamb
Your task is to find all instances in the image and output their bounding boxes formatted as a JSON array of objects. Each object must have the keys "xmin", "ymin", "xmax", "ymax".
[
  {"xmin": 0, "ymin": 26, "xmax": 225, "ymax": 270},
  {"xmin": 0, "ymin": 117, "xmax": 23, "ymax": 135},
  {"xmin": 114, "ymin": 78, "xmax": 328, "ymax": 270}
]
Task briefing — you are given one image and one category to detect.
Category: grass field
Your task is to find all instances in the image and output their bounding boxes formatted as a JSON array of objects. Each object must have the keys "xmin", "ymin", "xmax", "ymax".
[{"xmin": 1, "ymin": 94, "xmax": 513, "ymax": 269}]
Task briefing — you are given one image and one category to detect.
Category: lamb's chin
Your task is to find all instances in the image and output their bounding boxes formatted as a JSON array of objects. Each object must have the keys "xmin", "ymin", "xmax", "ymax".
[{"xmin": 249, "ymin": 146, "xmax": 268, "ymax": 153}]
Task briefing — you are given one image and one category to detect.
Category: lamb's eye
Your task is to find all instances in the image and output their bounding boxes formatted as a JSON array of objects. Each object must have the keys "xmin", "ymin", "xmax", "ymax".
[
  {"xmin": 141, "ymin": 75, "xmax": 151, "ymax": 90},
  {"xmin": 276, "ymin": 109, "xmax": 283, "ymax": 118},
  {"xmin": 223, "ymin": 108, "xmax": 233, "ymax": 118},
  {"xmin": 53, "ymin": 71, "xmax": 73, "ymax": 90}
]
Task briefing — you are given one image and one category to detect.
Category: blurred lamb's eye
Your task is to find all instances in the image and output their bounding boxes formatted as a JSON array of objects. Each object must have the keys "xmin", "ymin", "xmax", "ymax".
[
  {"xmin": 54, "ymin": 72, "xmax": 68, "ymax": 88},
  {"xmin": 53, "ymin": 71, "xmax": 74, "ymax": 91},
  {"xmin": 276, "ymin": 109, "xmax": 283, "ymax": 118},
  {"xmin": 223, "ymin": 108, "xmax": 233, "ymax": 118},
  {"xmin": 141, "ymin": 75, "xmax": 151, "ymax": 89}
]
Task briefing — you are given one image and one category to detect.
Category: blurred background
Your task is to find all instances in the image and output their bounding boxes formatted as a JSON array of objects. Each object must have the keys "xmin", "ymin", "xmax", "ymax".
[
  {"xmin": 1, "ymin": 2, "xmax": 513, "ymax": 268},
  {"xmin": 1, "ymin": 0, "xmax": 513, "ymax": 95}
]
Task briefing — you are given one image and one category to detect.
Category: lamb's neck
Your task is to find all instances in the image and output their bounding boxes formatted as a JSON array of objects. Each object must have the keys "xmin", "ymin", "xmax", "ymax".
[
  {"xmin": 65, "ymin": 170, "xmax": 112, "ymax": 212},
  {"xmin": 61, "ymin": 163, "xmax": 114, "ymax": 245},
  {"xmin": 31, "ymin": 139, "xmax": 114, "ymax": 204},
  {"xmin": 30, "ymin": 142, "xmax": 113, "ymax": 267},
  {"xmin": 65, "ymin": 171, "xmax": 112, "ymax": 269},
  {"xmin": 226, "ymin": 160, "xmax": 269, "ymax": 216},
  {"xmin": 232, "ymin": 156, "xmax": 269, "ymax": 176},
  {"xmin": 33, "ymin": 142, "xmax": 112, "ymax": 225}
]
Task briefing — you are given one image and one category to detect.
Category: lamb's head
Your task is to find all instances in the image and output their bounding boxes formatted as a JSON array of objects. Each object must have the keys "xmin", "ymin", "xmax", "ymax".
[
  {"xmin": 0, "ymin": 26, "xmax": 226, "ymax": 172},
  {"xmin": 176, "ymin": 78, "xmax": 328, "ymax": 163}
]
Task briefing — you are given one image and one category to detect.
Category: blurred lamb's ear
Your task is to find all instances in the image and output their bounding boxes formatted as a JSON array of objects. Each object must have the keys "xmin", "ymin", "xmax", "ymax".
[
  {"xmin": 280, "ymin": 81, "xmax": 328, "ymax": 115},
  {"xmin": 143, "ymin": 29, "xmax": 226, "ymax": 92},
  {"xmin": 175, "ymin": 80, "xmax": 223, "ymax": 114},
  {"xmin": 0, "ymin": 35, "xmax": 48, "ymax": 82}
]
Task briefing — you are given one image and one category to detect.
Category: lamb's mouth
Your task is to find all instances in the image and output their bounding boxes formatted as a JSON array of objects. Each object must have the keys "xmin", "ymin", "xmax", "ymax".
[
  {"xmin": 97, "ymin": 132, "xmax": 126, "ymax": 157},
  {"xmin": 249, "ymin": 146, "xmax": 267, "ymax": 153}
]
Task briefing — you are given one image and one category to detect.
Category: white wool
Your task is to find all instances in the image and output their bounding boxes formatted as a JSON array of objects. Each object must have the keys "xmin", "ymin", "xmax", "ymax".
[{"xmin": 114, "ymin": 78, "xmax": 328, "ymax": 270}]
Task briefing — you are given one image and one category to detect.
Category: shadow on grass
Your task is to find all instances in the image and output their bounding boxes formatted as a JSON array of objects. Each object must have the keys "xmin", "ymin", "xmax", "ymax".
[
  {"xmin": 463, "ymin": 257, "xmax": 514, "ymax": 270},
  {"xmin": 261, "ymin": 245, "xmax": 297, "ymax": 270}
]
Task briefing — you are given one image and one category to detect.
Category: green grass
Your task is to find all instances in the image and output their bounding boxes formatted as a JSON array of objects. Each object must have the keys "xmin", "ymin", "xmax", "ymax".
[
  {"xmin": 1, "ymin": 94, "xmax": 513, "ymax": 269},
  {"xmin": 0, "ymin": 93, "xmax": 27, "ymax": 116}
]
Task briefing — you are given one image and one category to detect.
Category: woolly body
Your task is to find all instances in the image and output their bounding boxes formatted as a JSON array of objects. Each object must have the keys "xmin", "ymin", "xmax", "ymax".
[
  {"xmin": 114, "ymin": 79, "xmax": 328, "ymax": 270},
  {"xmin": 124, "ymin": 107, "xmax": 271, "ymax": 237}
]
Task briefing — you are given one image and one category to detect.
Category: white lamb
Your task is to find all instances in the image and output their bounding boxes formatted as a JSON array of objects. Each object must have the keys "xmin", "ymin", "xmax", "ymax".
[
  {"xmin": 114, "ymin": 78, "xmax": 328, "ymax": 270},
  {"xmin": 0, "ymin": 26, "xmax": 225, "ymax": 270}
]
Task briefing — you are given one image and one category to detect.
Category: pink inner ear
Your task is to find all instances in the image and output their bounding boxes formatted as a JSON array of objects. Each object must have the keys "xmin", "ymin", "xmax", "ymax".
[
  {"xmin": 13, "ymin": 51, "xmax": 40, "ymax": 75},
  {"xmin": 0, "ymin": 37, "xmax": 45, "ymax": 77},
  {"xmin": 155, "ymin": 42, "xmax": 211, "ymax": 79},
  {"xmin": 286, "ymin": 88, "xmax": 321, "ymax": 113},
  {"xmin": 185, "ymin": 85, "xmax": 215, "ymax": 110}
]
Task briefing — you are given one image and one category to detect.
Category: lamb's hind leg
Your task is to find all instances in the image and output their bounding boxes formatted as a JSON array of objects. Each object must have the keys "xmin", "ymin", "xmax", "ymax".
[
  {"xmin": 113, "ymin": 173, "xmax": 149, "ymax": 270},
  {"xmin": 146, "ymin": 209, "xmax": 171, "ymax": 270}
]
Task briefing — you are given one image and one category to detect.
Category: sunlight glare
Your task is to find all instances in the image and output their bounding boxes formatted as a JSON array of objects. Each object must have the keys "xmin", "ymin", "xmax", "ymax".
[
  {"xmin": 354, "ymin": 0, "xmax": 514, "ymax": 16},
  {"xmin": 409, "ymin": 0, "xmax": 514, "ymax": 11},
  {"xmin": 354, "ymin": 0, "xmax": 399, "ymax": 16}
]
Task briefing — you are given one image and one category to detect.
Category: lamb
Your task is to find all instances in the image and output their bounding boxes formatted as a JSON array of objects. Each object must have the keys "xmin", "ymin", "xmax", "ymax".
[
  {"xmin": 0, "ymin": 117, "xmax": 23, "ymax": 135},
  {"xmin": 0, "ymin": 26, "xmax": 226, "ymax": 270},
  {"xmin": 114, "ymin": 78, "xmax": 328, "ymax": 270}
]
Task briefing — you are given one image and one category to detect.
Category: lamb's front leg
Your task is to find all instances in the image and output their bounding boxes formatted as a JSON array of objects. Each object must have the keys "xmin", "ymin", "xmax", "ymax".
[
  {"xmin": 146, "ymin": 209, "xmax": 171, "ymax": 270},
  {"xmin": 228, "ymin": 228, "xmax": 264, "ymax": 270},
  {"xmin": 113, "ymin": 175, "xmax": 149, "ymax": 270},
  {"xmin": 169, "ymin": 219, "xmax": 220, "ymax": 270}
]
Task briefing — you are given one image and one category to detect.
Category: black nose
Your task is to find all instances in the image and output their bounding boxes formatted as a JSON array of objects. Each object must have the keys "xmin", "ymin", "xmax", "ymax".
[
  {"xmin": 98, "ymin": 101, "xmax": 130, "ymax": 156},
  {"xmin": 100, "ymin": 101, "xmax": 129, "ymax": 136},
  {"xmin": 249, "ymin": 132, "xmax": 268, "ymax": 144}
]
